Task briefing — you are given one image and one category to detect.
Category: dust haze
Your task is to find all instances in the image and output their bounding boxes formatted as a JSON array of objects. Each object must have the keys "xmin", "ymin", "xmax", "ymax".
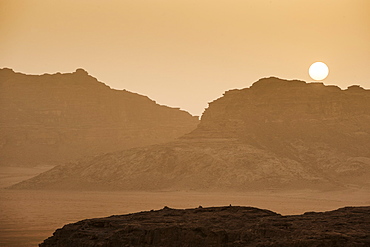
[
  {"xmin": 1, "ymin": 70, "xmax": 369, "ymax": 246},
  {"xmin": 1, "ymin": 1, "xmax": 370, "ymax": 246}
]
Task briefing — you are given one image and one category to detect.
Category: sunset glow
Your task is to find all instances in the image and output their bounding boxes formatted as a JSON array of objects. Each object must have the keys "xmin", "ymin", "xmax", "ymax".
[
  {"xmin": 309, "ymin": 62, "xmax": 329, "ymax": 81},
  {"xmin": 1, "ymin": 0, "xmax": 369, "ymax": 116}
]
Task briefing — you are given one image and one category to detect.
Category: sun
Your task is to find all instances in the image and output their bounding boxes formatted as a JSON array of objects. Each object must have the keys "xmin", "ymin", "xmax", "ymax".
[{"xmin": 309, "ymin": 62, "xmax": 329, "ymax": 81}]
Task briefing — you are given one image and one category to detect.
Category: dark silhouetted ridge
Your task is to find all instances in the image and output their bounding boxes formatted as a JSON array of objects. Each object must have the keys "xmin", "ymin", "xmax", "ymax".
[{"xmin": 39, "ymin": 206, "xmax": 370, "ymax": 247}]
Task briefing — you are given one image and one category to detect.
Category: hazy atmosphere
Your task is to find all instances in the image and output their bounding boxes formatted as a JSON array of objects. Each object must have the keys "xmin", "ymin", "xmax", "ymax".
[
  {"xmin": 1, "ymin": 1, "xmax": 370, "ymax": 246},
  {"xmin": 1, "ymin": 0, "xmax": 369, "ymax": 116}
]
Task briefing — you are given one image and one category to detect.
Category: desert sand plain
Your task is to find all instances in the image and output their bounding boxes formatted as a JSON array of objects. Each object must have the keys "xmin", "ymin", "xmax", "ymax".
[{"xmin": 1, "ymin": 168, "xmax": 369, "ymax": 247}]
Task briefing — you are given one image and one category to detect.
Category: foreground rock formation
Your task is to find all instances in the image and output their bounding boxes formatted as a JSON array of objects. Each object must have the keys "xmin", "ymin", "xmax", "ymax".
[
  {"xmin": 40, "ymin": 206, "xmax": 370, "ymax": 246},
  {"xmin": 0, "ymin": 68, "xmax": 199, "ymax": 167}
]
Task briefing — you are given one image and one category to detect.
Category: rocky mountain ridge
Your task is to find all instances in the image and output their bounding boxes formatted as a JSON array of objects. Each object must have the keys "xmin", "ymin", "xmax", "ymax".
[
  {"xmin": 39, "ymin": 206, "xmax": 370, "ymax": 246},
  {"xmin": 11, "ymin": 77, "xmax": 370, "ymax": 191},
  {"xmin": 0, "ymin": 68, "xmax": 199, "ymax": 167},
  {"xmin": 195, "ymin": 78, "xmax": 369, "ymax": 155}
]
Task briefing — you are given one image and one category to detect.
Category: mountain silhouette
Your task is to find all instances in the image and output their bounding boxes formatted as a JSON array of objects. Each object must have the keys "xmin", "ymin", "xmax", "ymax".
[
  {"xmin": 10, "ymin": 77, "xmax": 370, "ymax": 191},
  {"xmin": 40, "ymin": 206, "xmax": 370, "ymax": 246},
  {"xmin": 0, "ymin": 68, "xmax": 199, "ymax": 168}
]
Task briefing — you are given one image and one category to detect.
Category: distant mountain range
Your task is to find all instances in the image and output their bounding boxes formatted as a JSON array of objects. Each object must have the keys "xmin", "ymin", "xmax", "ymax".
[
  {"xmin": 0, "ymin": 68, "xmax": 199, "ymax": 168},
  {"xmin": 11, "ymin": 77, "xmax": 370, "ymax": 191}
]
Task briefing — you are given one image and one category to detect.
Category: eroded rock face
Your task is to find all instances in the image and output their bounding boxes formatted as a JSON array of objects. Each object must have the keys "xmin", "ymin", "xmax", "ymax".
[
  {"xmin": 10, "ymin": 77, "xmax": 370, "ymax": 191},
  {"xmin": 39, "ymin": 206, "xmax": 370, "ymax": 247},
  {"xmin": 0, "ymin": 68, "xmax": 199, "ymax": 167},
  {"xmin": 195, "ymin": 77, "xmax": 370, "ymax": 157}
]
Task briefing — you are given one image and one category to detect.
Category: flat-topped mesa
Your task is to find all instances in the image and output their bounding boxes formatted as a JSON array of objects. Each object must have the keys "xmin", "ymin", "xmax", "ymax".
[
  {"xmin": 201, "ymin": 77, "xmax": 368, "ymax": 123},
  {"xmin": 249, "ymin": 76, "xmax": 308, "ymax": 90},
  {"xmin": 10, "ymin": 77, "xmax": 370, "ymax": 191},
  {"xmin": 194, "ymin": 77, "xmax": 369, "ymax": 140},
  {"xmin": 0, "ymin": 68, "xmax": 199, "ymax": 167}
]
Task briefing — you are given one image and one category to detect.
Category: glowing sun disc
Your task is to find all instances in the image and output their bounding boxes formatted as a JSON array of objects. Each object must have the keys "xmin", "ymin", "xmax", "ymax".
[{"xmin": 309, "ymin": 62, "xmax": 329, "ymax": 80}]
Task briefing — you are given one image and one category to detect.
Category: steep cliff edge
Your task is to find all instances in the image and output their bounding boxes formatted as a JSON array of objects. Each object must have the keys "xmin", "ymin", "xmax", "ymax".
[
  {"xmin": 194, "ymin": 77, "xmax": 370, "ymax": 158},
  {"xmin": 39, "ymin": 206, "xmax": 370, "ymax": 247},
  {"xmin": 0, "ymin": 68, "xmax": 199, "ymax": 167},
  {"xmin": 11, "ymin": 77, "xmax": 370, "ymax": 191}
]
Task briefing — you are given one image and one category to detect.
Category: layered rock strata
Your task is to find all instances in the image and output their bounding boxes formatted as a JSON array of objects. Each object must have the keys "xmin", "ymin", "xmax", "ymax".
[
  {"xmin": 0, "ymin": 68, "xmax": 199, "ymax": 167},
  {"xmin": 11, "ymin": 77, "xmax": 370, "ymax": 190}
]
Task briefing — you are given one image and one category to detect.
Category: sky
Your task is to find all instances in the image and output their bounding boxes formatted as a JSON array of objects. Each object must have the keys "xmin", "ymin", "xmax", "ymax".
[{"xmin": 1, "ymin": 0, "xmax": 369, "ymax": 116}]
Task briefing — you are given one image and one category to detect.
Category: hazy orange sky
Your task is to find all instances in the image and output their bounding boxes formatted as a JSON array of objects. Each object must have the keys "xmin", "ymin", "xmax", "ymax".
[{"xmin": 1, "ymin": 0, "xmax": 369, "ymax": 116}]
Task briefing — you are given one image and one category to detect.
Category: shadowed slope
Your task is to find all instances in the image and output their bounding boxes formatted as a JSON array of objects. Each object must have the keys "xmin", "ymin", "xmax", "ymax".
[{"xmin": 11, "ymin": 139, "xmax": 329, "ymax": 191}]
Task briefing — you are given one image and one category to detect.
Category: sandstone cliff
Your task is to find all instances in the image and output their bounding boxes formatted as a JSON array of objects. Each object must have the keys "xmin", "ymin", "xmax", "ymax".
[
  {"xmin": 39, "ymin": 206, "xmax": 370, "ymax": 246},
  {"xmin": 195, "ymin": 77, "xmax": 370, "ymax": 158},
  {"xmin": 0, "ymin": 68, "xmax": 199, "ymax": 167},
  {"xmin": 11, "ymin": 77, "xmax": 370, "ymax": 190}
]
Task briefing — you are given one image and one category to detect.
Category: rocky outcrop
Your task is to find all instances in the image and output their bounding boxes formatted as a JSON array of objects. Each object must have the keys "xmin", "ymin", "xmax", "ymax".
[
  {"xmin": 0, "ymin": 68, "xmax": 199, "ymax": 167},
  {"xmin": 194, "ymin": 77, "xmax": 370, "ymax": 158},
  {"xmin": 10, "ymin": 77, "xmax": 370, "ymax": 190},
  {"xmin": 39, "ymin": 206, "xmax": 370, "ymax": 246}
]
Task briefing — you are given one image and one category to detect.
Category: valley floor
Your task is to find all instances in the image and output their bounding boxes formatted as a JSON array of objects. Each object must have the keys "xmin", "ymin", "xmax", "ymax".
[
  {"xmin": 0, "ymin": 166, "xmax": 54, "ymax": 189},
  {"xmin": 0, "ymin": 188, "xmax": 369, "ymax": 246},
  {"xmin": 0, "ymin": 168, "xmax": 369, "ymax": 246}
]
